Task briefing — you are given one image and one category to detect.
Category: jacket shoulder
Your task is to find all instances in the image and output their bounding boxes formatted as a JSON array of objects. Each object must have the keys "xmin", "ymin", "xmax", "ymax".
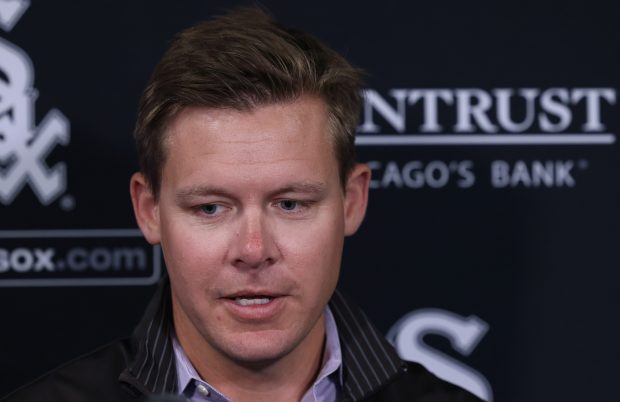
[
  {"xmin": 368, "ymin": 361, "xmax": 484, "ymax": 402},
  {"xmin": 1, "ymin": 339, "xmax": 138, "ymax": 402}
]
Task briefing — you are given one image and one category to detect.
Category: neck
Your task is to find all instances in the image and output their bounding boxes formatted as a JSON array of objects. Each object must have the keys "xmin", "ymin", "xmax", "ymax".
[{"xmin": 174, "ymin": 307, "xmax": 326, "ymax": 402}]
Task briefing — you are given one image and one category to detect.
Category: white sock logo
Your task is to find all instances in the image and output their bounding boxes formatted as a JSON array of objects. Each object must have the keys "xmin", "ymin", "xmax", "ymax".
[
  {"xmin": 388, "ymin": 308, "xmax": 493, "ymax": 401},
  {"xmin": 0, "ymin": 1, "xmax": 70, "ymax": 205}
]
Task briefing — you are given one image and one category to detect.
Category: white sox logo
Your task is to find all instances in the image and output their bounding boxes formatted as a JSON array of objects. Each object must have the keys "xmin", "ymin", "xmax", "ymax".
[
  {"xmin": 388, "ymin": 309, "xmax": 492, "ymax": 401},
  {"xmin": 0, "ymin": 1, "xmax": 70, "ymax": 205}
]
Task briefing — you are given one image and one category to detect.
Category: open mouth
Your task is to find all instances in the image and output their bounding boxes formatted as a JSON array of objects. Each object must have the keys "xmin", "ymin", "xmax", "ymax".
[
  {"xmin": 222, "ymin": 292, "xmax": 285, "ymax": 320},
  {"xmin": 233, "ymin": 296, "xmax": 273, "ymax": 306}
]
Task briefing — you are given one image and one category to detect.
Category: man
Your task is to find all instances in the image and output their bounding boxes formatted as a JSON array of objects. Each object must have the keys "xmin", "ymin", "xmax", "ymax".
[{"xmin": 3, "ymin": 8, "xmax": 481, "ymax": 402}]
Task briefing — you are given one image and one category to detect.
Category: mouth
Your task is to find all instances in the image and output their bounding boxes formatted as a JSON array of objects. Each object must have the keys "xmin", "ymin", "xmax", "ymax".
[
  {"xmin": 232, "ymin": 296, "xmax": 274, "ymax": 306},
  {"xmin": 220, "ymin": 291, "xmax": 286, "ymax": 321},
  {"xmin": 224, "ymin": 290, "xmax": 283, "ymax": 303}
]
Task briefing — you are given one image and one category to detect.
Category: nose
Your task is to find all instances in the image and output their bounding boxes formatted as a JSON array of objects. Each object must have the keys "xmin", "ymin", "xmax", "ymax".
[{"xmin": 231, "ymin": 209, "xmax": 279, "ymax": 270}]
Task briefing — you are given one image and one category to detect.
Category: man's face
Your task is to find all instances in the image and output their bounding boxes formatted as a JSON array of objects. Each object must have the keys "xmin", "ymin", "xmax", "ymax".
[{"xmin": 132, "ymin": 96, "xmax": 369, "ymax": 365}]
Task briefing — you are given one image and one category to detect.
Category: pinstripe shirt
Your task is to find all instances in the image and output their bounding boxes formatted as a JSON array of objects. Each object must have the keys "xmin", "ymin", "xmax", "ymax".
[{"xmin": 120, "ymin": 278, "xmax": 406, "ymax": 401}]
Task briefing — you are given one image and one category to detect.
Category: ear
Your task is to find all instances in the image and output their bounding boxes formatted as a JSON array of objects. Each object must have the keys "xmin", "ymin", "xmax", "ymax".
[
  {"xmin": 129, "ymin": 172, "xmax": 161, "ymax": 245},
  {"xmin": 343, "ymin": 163, "xmax": 371, "ymax": 236}
]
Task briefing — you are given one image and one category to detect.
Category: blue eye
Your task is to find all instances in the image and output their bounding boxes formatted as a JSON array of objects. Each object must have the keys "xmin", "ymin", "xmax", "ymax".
[
  {"xmin": 279, "ymin": 200, "xmax": 298, "ymax": 211},
  {"xmin": 200, "ymin": 204, "xmax": 220, "ymax": 215}
]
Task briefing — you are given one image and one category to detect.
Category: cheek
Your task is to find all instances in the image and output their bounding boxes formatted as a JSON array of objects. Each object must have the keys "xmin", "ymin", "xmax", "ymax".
[
  {"xmin": 278, "ymin": 217, "xmax": 344, "ymax": 289},
  {"xmin": 159, "ymin": 217, "xmax": 227, "ymax": 285}
]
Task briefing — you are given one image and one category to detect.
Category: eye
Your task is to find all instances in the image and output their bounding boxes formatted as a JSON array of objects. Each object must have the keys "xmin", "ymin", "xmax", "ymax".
[
  {"xmin": 200, "ymin": 204, "xmax": 221, "ymax": 215},
  {"xmin": 278, "ymin": 199, "xmax": 298, "ymax": 211}
]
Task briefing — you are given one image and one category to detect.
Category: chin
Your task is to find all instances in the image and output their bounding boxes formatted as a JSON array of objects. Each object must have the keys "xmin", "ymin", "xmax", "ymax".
[{"xmin": 219, "ymin": 329, "xmax": 298, "ymax": 365}]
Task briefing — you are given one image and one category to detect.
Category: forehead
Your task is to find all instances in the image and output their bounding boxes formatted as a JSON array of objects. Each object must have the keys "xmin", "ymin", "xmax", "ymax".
[
  {"xmin": 160, "ymin": 97, "xmax": 339, "ymax": 189},
  {"xmin": 165, "ymin": 97, "xmax": 333, "ymax": 151}
]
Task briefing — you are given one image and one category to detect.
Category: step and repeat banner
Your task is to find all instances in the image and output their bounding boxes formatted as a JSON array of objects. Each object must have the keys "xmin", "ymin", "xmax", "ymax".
[{"xmin": 1, "ymin": 1, "xmax": 618, "ymax": 401}]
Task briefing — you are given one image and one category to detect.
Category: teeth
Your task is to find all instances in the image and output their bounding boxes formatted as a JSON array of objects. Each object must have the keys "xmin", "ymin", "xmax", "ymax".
[{"xmin": 235, "ymin": 297, "xmax": 272, "ymax": 306}]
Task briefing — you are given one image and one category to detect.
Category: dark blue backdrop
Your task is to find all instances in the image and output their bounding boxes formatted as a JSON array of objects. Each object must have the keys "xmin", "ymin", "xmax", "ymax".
[{"xmin": 1, "ymin": 1, "xmax": 619, "ymax": 401}]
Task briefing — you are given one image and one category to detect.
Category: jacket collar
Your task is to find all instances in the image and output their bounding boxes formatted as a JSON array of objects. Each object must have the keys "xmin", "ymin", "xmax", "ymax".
[
  {"xmin": 328, "ymin": 291, "xmax": 405, "ymax": 401},
  {"xmin": 120, "ymin": 277, "xmax": 177, "ymax": 395},
  {"xmin": 120, "ymin": 278, "xmax": 405, "ymax": 401}
]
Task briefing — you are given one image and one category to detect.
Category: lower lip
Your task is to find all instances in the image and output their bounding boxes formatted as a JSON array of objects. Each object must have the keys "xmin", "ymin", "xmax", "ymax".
[{"xmin": 221, "ymin": 296, "xmax": 286, "ymax": 322}]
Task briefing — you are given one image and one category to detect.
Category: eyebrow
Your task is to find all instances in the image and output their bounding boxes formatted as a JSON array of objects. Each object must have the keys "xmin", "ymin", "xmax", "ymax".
[
  {"xmin": 269, "ymin": 182, "xmax": 326, "ymax": 196},
  {"xmin": 175, "ymin": 181, "xmax": 327, "ymax": 202},
  {"xmin": 175, "ymin": 186, "xmax": 231, "ymax": 202}
]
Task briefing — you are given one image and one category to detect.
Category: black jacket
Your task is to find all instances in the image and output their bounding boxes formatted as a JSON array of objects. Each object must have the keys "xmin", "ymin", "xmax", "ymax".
[{"xmin": 3, "ymin": 279, "xmax": 482, "ymax": 402}]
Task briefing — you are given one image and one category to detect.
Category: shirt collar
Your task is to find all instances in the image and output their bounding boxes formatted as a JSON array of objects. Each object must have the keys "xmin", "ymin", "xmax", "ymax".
[
  {"xmin": 171, "ymin": 333, "xmax": 198, "ymax": 396},
  {"xmin": 318, "ymin": 306, "xmax": 344, "ymax": 387}
]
